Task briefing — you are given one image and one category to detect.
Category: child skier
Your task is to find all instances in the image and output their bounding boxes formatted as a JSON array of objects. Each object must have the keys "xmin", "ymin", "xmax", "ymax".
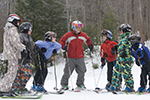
[
  {"xmin": 0, "ymin": 14, "xmax": 26, "ymax": 97},
  {"xmin": 12, "ymin": 22, "xmax": 35, "ymax": 94},
  {"xmin": 109, "ymin": 24, "xmax": 134, "ymax": 92},
  {"xmin": 100, "ymin": 29, "xmax": 118, "ymax": 90},
  {"xmin": 31, "ymin": 31, "xmax": 61, "ymax": 92},
  {"xmin": 128, "ymin": 34, "xmax": 150, "ymax": 93},
  {"xmin": 60, "ymin": 20, "xmax": 93, "ymax": 91}
]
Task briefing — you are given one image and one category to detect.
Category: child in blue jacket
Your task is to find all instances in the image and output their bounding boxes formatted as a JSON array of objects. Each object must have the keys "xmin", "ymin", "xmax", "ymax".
[
  {"xmin": 31, "ymin": 31, "xmax": 61, "ymax": 92},
  {"xmin": 128, "ymin": 34, "xmax": 150, "ymax": 93}
]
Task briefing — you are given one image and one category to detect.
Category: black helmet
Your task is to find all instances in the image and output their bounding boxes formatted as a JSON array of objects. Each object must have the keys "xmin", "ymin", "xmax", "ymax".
[
  {"xmin": 119, "ymin": 23, "xmax": 132, "ymax": 33},
  {"xmin": 44, "ymin": 31, "xmax": 57, "ymax": 41},
  {"xmin": 128, "ymin": 34, "xmax": 141, "ymax": 45},
  {"xmin": 20, "ymin": 22, "xmax": 32, "ymax": 33}
]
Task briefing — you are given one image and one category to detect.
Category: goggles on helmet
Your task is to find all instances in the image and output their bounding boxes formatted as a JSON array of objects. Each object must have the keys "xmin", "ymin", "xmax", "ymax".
[
  {"xmin": 72, "ymin": 23, "xmax": 83, "ymax": 28},
  {"xmin": 101, "ymin": 30, "xmax": 112, "ymax": 37},
  {"xmin": 49, "ymin": 32, "xmax": 57, "ymax": 38}
]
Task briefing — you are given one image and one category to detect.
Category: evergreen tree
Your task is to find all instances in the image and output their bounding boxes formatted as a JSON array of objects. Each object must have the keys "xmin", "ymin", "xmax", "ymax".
[
  {"xmin": 16, "ymin": 0, "xmax": 67, "ymax": 41},
  {"xmin": 101, "ymin": 7, "xmax": 118, "ymax": 41}
]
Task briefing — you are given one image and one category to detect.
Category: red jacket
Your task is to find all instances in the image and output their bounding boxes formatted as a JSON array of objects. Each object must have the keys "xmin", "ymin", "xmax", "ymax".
[
  {"xmin": 60, "ymin": 31, "xmax": 93, "ymax": 58},
  {"xmin": 100, "ymin": 40, "xmax": 118, "ymax": 62}
]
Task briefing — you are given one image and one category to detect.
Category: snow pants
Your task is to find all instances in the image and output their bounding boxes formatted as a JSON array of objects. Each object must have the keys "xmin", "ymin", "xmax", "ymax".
[
  {"xmin": 33, "ymin": 56, "xmax": 48, "ymax": 85},
  {"xmin": 12, "ymin": 63, "xmax": 32, "ymax": 91},
  {"xmin": 140, "ymin": 62, "xmax": 150, "ymax": 87},
  {"xmin": 61, "ymin": 58, "xmax": 86, "ymax": 87},
  {"xmin": 107, "ymin": 61, "xmax": 115, "ymax": 83},
  {"xmin": 111, "ymin": 56, "xmax": 134, "ymax": 90},
  {"xmin": 0, "ymin": 58, "xmax": 18, "ymax": 92}
]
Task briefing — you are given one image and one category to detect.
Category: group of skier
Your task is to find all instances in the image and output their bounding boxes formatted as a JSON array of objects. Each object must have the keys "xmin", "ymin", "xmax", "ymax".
[
  {"xmin": 100, "ymin": 24, "xmax": 150, "ymax": 93},
  {"xmin": 0, "ymin": 13, "xmax": 150, "ymax": 97}
]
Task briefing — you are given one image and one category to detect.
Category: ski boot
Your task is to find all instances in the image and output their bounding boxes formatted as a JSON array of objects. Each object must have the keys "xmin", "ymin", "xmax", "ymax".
[
  {"xmin": 108, "ymin": 86, "xmax": 115, "ymax": 91},
  {"xmin": 137, "ymin": 86, "xmax": 146, "ymax": 92},
  {"xmin": 123, "ymin": 87, "xmax": 135, "ymax": 92},
  {"xmin": 147, "ymin": 87, "xmax": 150, "ymax": 93},
  {"xmin": 79, "ymin": 85, "xmax": 86, "ymax": 90},
  {"xmin": 0, "ymin": 90, "xmax": 18, "ymax": 97},
  {"xmin": 61, "ymin": 86, "xmax": 69, "ymax": 90},
  {"xmin": 105, "ymin": 82, "xmax": 111, "ymax": 90},
  {"xmin": 30, "ymin": 84, "xmax": 37, "ymax": 91},
  {"xmin": 36, "ymin": 84, "xmax": 47, "ymax": 93}
]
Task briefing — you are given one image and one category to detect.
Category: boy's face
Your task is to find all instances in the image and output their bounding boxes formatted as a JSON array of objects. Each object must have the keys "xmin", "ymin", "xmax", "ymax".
[
  {"xmin": 52, "ymin": 36, "xmax": 56, "ymax": 42},
  {"xmin": 28, "ymin": 30, "xmax": 31, "ymax": 35},
  {"xmin": 75, "ymin": 27, "xmax": 81, "ymax": 33},
  {"xmin": 103, "ymin": 35, "xmax": 107, "ymax": 41}
]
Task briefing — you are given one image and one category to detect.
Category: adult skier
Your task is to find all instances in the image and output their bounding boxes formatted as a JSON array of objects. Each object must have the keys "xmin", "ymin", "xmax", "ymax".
[
  {"xmin": 60, "ymin": 20, "xmax": 93, "ymax": 91},
  {"xmin": 0, "ymin": 14, "xmax": 26, "ymax": 97},
  {"xmin": 128, "ymin": 34, "xmax": 150, "ymax": 93},
  {"xmin": 100, "ymin": 29, "xmax": 118, "ymax": 90},
  {"xmin": 109, "ymin": 24, "xmax": 134, "ymax": 92},
  {"xmin": 31, "ymin": 31, "xmax": 61, "ymax": 92},
  {"xmin": 12, "ymin": 22, "xmax": 35, "ymax": 94}
]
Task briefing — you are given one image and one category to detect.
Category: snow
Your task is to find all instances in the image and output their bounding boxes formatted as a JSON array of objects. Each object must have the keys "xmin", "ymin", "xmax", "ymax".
[
  {"xmin": 24, "ymin": 56, "xmax": 150, "ymax": 100},
  {"xmin": 1, "ymin": 51, "xmax": 150, "ymax": 100}
]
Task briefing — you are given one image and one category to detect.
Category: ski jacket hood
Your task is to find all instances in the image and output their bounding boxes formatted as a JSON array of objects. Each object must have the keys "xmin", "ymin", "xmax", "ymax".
[{"xmin": 3, "ymin": 22, "xmax": 26, "ymax": 60}]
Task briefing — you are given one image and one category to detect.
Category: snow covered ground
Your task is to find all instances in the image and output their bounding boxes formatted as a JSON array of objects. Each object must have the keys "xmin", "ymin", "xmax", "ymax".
[
  {"xmin": 25, "ymin": 55, "xmax": 150, "ymax": 100},
  {"xmin": 1, "ymin": 52, "xmax": 150, "ymax": 100}
]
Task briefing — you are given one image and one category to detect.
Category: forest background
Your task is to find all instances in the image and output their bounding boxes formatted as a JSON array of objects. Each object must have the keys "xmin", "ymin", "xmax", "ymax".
[{"xmin": 0, "ymin": 0, "xmax": 150, "ymax": 52}]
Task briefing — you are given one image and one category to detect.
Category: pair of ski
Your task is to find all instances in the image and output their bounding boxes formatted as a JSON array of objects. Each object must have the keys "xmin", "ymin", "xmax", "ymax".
[
  {"xmin": 0, "ymin": 92, "xmax": 42, "ymax": 99},
  {"xmin": 112, "ymin": 90, "xmax": 150, "ymax": 95},
  {"xmin": 0, "ymin": 90, "xmax": 64, "ymax": 99}
]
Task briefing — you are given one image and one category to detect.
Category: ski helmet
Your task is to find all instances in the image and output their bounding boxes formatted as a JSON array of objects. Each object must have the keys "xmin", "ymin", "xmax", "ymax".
[
  {"xmin": 71, "ymin": 20, "xmax": 83, "ymax": 31},
  {"xmin": 101, "ymin": 29, "xmax": 113, "ymax": 39},
  {"xmin": 7, "ymin": 14, "xmax": 22, "ymax": 28},
  {"xmin": 20, "ymin": 22, "xmax": 32, "ymax": 33},
  {"xmin": 128, "ymin": 34, "xmax": 141, "ymax": 45},
  {"xmin": 44, "ymin": 31, "xmax": 57, "ymax": 41},
  {"xmin": 119, "ymin": 23, "xmax": 132, "ymax": 33}
]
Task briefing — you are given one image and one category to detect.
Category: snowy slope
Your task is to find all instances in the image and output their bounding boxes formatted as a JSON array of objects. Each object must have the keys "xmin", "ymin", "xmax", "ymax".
[{"xmin": 2, "ymin": 55, "xmax": 150, "ymax": 100}]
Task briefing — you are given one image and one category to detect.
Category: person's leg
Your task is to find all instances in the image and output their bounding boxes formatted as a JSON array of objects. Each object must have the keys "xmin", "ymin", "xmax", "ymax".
[
  {"xmin": 0, "ymin": 58, "xmax": 18, "ymax": 92},
  {"xmin": 75, "ymin": 58, "xmax": 86, "ymax": 87},
  {"xmin": 122, "ymin": 63, "xmax": 134, "ymax": 91},
  {"xmin": 110, "ymin": 59, "xmax": 122, "ymax": 90},
  {"xmin": 61, "ymin": 58, "xmax": 76, "ymax": 87}
]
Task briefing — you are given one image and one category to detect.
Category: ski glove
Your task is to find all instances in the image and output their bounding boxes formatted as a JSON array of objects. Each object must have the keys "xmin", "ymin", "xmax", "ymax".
[
  {"xmin": 52, "ymin": 49, "xmax": 57, "ymax": 54},
  {"xmin": 88, "ymin": 45, "xmax": 93, "ymax": 52},
  {"xmin": 101, "ymin": 57, "xmax": 106, "ymax": 67},
  {"xmin": 111, "ymin": 45, "xmax": 118, "ymax": 55},
  {"xmin": 63, "ymin": 46, "xmax": 67, "ymax": 52},
  {"xmin": 135, "ymin": 60, "xmax": 140, "ymax": 66},
  {"xmin": 21, "ymin": 49, "xmax": 28, "ymax": 58}
]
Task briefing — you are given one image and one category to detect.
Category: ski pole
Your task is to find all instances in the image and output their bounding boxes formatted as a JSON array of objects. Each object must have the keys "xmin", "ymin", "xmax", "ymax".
[
  {"xmin": 53, "ymin": 54, "xmax": 58, "ymax": 90},
  {"xmin": 90, "ymin": 52, "xmax": 97, "ymax": 89},
  {"xmin": 96, "ymin": 67, "xmax": 103, "ymax": 88},
  {"xmin": 65, "ymin": 51, "xmax": 74, "ymax": 90}
]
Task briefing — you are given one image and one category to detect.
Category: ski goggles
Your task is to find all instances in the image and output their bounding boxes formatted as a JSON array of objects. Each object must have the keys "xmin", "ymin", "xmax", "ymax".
[
  {"xmin": 72, "ymin": 23, "xmax": 84, "ymax": 28},
  {"xmin": 101, "ymin": 30, "xmax": 112, "ymax": 37},
  {"xmin": 101, "ymin": 30, "xmax": 107, "ymax": 35},
  {"xmin": 49, "ymin": 32, "xmax": 57, "ymax": 38}
]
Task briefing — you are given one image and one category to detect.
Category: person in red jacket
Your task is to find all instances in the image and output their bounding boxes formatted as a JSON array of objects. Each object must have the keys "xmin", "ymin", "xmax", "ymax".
[
  {"xmin": 100, "ymin": 29, "xmax": 118, "ymax": 90},
  {"xmin": 60, "ymin": 20, "xmax": 93, "ymax": 91}
]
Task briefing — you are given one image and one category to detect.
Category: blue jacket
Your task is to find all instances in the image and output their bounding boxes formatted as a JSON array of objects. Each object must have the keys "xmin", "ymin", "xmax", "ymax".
[
  {"xmin": 130, "ymin": 43, "xmax": 150, "ymax": 65},
  {"xmin": 35, "ymin": 40, "xmax": 61, "ymax": 60}
]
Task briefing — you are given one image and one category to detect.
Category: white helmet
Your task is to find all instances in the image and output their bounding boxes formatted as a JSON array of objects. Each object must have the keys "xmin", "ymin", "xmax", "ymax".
[
  {"xmin": 119, "ymin": 23, "xmax": 132, "ymax": 32},
  {"xmin": 7, "ymin": 14, "xmax": 22, "ymax": 22},
  {"xmin": 71, "ymin": 20, "xmax": 83, "ymax": 31}
]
